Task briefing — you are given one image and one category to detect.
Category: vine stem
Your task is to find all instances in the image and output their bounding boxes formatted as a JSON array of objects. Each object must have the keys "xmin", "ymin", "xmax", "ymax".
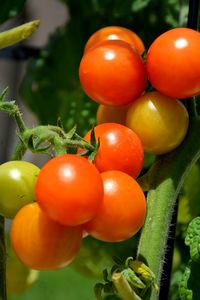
[{"xmin": 136, "ymin": 118, "xmax": 200, "ymax": 300}]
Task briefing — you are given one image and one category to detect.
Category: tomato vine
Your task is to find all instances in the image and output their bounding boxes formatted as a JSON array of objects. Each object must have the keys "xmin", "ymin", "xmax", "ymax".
[{"xmin": 0, "ymin": 0, "xmax": 199, "ymax": 299}]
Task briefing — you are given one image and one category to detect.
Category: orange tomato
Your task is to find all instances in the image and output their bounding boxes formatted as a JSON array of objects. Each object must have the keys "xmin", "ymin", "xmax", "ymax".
[
  {"xmin": 11, "ymin": 203, "xmax": 82, "ymax": 270},
  {"xmin": 84, "ymin": 26, "xmax": 145, "ymax": 55},
  {"xmin": 84, "ymin": 171, "xmax": 146, "ymax": 242}
]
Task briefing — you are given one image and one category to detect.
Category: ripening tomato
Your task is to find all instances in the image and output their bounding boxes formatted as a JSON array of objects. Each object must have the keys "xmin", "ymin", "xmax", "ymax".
[
  {"xmin": 35, "ymin": 154, "xmax": 104, "ymax": 226},
  {"xmin": 146, "ymin": 28, "xmax": 200, "ymax": 98},
  {"xmin": 82, "ymin": 123, "xmax": 144, "ymax": 178},
  {"xmin": 83, "ymin": 171, "xmax": 146, "ymax": 242},
  {"xmin": 96, "ymin": 104, "xmax": 129, "ymax": 125},
  {"xmin": 84, "ymin": 26, "xmax": 145, "ymax": 55},
  {"xmin": 126, "ymin": 91, "xmax": 189, "ymax": 154},
  {"xmin": 0, "ymin": 161, "xmax": 40, "ymax": 219},
  {"xmin": 79, "ymin": 40, "xmax": 146, "ymax": 106},
  {"xmin": 11, "ymin": 203, "xmax": 82, "ymax": 270}
]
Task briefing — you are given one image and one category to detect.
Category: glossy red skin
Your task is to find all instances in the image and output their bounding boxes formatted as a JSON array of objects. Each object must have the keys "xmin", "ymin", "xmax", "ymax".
[
  {"xmin": 79, "ymin": 40, "xmax": 146, "ymax": 106},
  {"xmin": 83, "ymin": 123, "xmax": 144, "ymax": 178},
  {"xmin": 83, "ymin": 171, "xmax": 146, "ymax": 242},
  {"xmin": 11, "ymin": 203, "xmax": 82, "ymax": 270},
  {"xmin": 146, "ymin": 28, "xmax": 200, "ymax": 98},
  {"xmin": 84, "ymin": 26, "xmax": 145, "ymax": 55},
  {"xmin": 35, "ymin": 154, "xmax": 104, "ymax": 226}
]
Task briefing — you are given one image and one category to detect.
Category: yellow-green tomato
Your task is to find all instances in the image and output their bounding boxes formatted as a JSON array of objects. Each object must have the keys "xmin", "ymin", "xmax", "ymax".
[
  {"xmin": 126, "ymin": 91, "xmax": 189, "ymax": 154},
  {"xmin": 0, "ymin": 161, "xmax": 40, "ymax": 219}
]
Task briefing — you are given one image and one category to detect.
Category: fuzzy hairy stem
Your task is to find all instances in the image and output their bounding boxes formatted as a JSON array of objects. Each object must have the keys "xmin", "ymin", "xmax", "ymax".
[{"xmin": 137, "ymin": 117, "xmax": 200, "ymax": 300}]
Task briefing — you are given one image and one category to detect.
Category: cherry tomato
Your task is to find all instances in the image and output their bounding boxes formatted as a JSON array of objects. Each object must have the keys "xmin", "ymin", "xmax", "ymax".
[
  {"xmin": 126, "ymin": 91, "xmax": 189, "ymax": 154},
  {"xmin": 11, "ymin": 203, "xmax": 82, "ymax": 270},
  {"xmin": 0, "ymin": 161, "xmax": 40, "ymax": 219},
  {"xmin": 79, "ymin": 40, "xmax": 146, "ymax": 106},
  {"xmin": 35, "ymin": 154, "xmax": 104, "ymax": 226},
  {"xmin": 84, "ymin": 26, "xmax": 145, "ymax": 55},
  {"xmin": 146, "ymin": 28, "xmax": 200, "ymax": 98},
  {"xmin": 83, "ymin": 171, "xmax": 146, "ymax": 242},
  {"xmin": 96, "ymin": 104, "xmax": 129, "ymax": 125},
  {"xmin": 82, "ymin": 123, "xmax": 144, "ymax": 178}
]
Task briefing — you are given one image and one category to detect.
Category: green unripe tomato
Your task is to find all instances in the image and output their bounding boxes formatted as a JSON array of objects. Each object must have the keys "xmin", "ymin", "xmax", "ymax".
[{"xmin": 0, "ymin": 161, "xmax": 40, "ymax": 219}]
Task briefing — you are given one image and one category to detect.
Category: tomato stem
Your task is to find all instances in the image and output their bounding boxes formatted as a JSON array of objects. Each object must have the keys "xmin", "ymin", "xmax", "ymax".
[
  {"xmin": 0, "ymin": 20, "xmax": 40, "ymax": 50},
  {"xmin": 11, "ymin": 140, "xmax": 27, "ymax": 160},
  {"xmin": 136, "ymin": 118, "xmax": 200, "ymax": 300}
]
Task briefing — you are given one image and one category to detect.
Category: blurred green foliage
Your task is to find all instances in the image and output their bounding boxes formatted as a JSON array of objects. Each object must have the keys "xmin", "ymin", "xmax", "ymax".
[
  {"xmin": 0, "ymin": 0, "xmax": 26, "ymax": 24},
  {"xmin": 20, "ymin": 0, "xmax": 189, "ymax": 136}
]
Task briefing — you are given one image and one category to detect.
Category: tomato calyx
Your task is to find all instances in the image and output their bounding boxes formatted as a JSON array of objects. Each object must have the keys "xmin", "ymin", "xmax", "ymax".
[
  {"xmin": 0, "ymin": 89, "xmax": 97, "ymax": 159},
  {"xmin": 77, "ymin": 127, "xmax": 100, "ymax": 162}
]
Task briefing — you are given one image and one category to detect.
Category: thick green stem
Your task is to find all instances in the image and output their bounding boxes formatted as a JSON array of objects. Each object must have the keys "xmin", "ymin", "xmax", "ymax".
[
  {"xmin": 0, "ymin": 217, "xmax": 6, "ymax": 300},
  {"xmin": 137, "ymin": 118, "xmax": 200, "ymax": 300},
  {"xmin": 0, "ymin": 102, "xmax": 26, "ymax": 133}
]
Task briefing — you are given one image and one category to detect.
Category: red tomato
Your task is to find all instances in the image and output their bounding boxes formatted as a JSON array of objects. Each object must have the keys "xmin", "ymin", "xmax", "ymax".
[
  {"xmin": 82, "ymin": 123, "xmax": 144, "ymax": 178},
  {"xmin": 96, "ymin": 104, "xmax": 129, "ymax": 125},
  {"xmin": 11, "ymin": 203, "xmax": 82, "ymax": 270},
  {"xmin": 146, "ymin": 28, "xmax": 200, "ymax": 98},
  {"xmin": 83, "ymin": 171, "xmax": 146, "ymax": 242},
  {"xmin": 35, "ymin": 154, "xmax": 104, "ymax": 226},
  {"xmin": 79, "ymin": 40, "xmax": 146, "ymax": 106},
  {"xmin": 84, "ymin": 26, "xmax": 145, "ymax": 55}
]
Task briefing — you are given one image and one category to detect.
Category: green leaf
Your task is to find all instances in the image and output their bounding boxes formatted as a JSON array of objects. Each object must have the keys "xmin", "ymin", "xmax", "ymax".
[
  {"xmin": 20, "ymin": 20, "xmax": 97, "ymax": 136},
  {"xmin": 178, "ymin": 162, "xmax": 200, "ymax": 224},
  {"xmin": 185, "ymin": 217, "xmax": 200, "ymax": 263},
  {"xmin": 179, "ymin": 262, "xmax": 193, "ymax": 300},
  {"xmin": 179, "ymin": 260, "xmax": 200, "ymax": 300},
  {"xmin": 0, "ymin": 0, "xmax": 26, "ymax": 24},
  {"xmin": 131, "ymin": 0, "xmax": 151, "ymax": 12}
]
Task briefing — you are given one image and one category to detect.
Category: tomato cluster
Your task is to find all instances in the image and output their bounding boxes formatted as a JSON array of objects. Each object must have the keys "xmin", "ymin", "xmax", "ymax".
[
  {"xmin": 3, "ymin": 25, "xmax": 199, "ymax": 275},
  {"xmin": 3, "ymin": 153, "xmax": 146, "ymax": 271},
  {"xmin": 79, "ymin": 25, "xmax": 198, "ymax": 155}
]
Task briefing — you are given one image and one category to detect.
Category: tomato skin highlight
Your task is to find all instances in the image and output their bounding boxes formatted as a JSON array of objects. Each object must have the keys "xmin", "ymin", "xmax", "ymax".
[
  {"xmin": 11, "ymin": 203, "xmax": 82, "ymax": 270},
  {"xmin": 83, "ymin": 123, "xmax": 144, "ymax": 178},
  {"xmin": 83, "ymin": 171, "xmax": 146, "ymax": 242},
  {"xmin": 84, "ymin": 26, "xmax": 145, "ymax": 55},
  {"xmin": 79, "ymin": 40, "xmax": 146, "ymax": 106},
  {"xmin": 126, "ymin": 91, "xmax": 189, "ymax": 154},
  {"xmin": 35, "ymin": 154, "xmax": 104, "ymax": 226},
  {"xmin": 146, "ymin": 28, "xmax": 200, "ymax": 98},
  {"xmin": 0, "ymin": 161, "xmax": 40, "ymax": 219}
]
